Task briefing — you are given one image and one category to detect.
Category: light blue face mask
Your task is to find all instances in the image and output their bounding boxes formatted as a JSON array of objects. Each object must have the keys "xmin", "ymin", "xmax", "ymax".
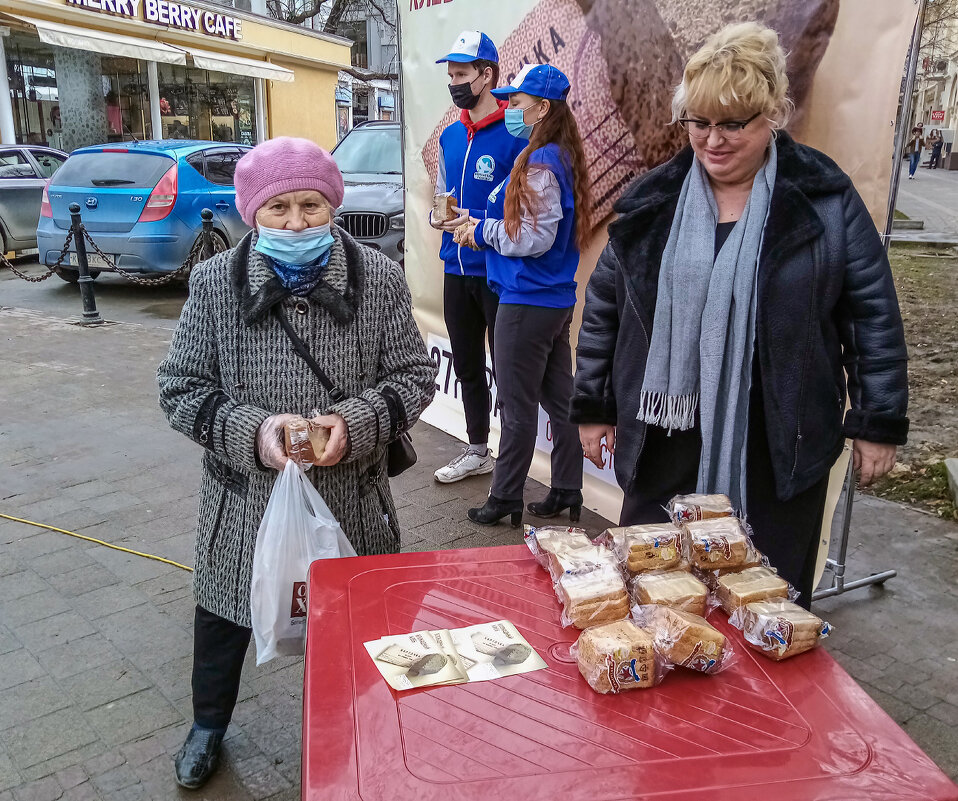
[
  {"xmin": 504, "ymin": 106, "xmax": 538, "ymax": 140},
  {"xmin": 254, "ymin": 223, "xmax": 334, "ymax": 266}
]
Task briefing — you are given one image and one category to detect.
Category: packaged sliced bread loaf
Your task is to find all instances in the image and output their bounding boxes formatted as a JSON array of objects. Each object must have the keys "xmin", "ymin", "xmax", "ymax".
[
  {"xmin": 557, "ymin": 564, "xmax": 631, "ymax": 629},
  {"xmin": 573, "ymin": 619, "xmax": 665, "ymax": 693},
  {"xmin": 598, "ymin": 523, "xmax": 682, "ymax": 574},
  {"xmin": 284, "ymin": 418, "xmax": 330, "ymax": 468},
  {"xmin": 682, "ymin": 518, "xmax": 756, "ymax": 570},
  {"xmin": 524, "ymin": 525, "xmax": 592, "ymax": 570},
  {"xmin": 730, "ymin": 600, "xmax": 832, "ymax": 661},
  {"xmin": 668, "ymin": 493, "xmax": 735, "ymax": 525},
  {"xmin": 548, "ymin": 544, "xmax": 618, "ymax": 582},
  {"xmin": 633, "ymin": 605, "xmax": 733, "ymax": 674},
  {"xmin": 632, "ymin": 569, "xmax": 709, "ymax": 617},
  {"xmin": 714, "ymin": 566, "xmax": 790, "ymax": 614}
]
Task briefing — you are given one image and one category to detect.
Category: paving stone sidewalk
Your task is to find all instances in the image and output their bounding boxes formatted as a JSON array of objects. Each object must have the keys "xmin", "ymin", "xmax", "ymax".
[{"xmin": 0, "ymin": 305, "xmax": 955, "ymax": 800}]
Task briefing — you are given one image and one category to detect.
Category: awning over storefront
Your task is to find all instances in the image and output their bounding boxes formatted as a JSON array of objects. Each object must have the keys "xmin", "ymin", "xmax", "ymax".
[
  {"xmin": 175, "ymin": 46, "xmax": 295, "ymax": 83},
  {"xmin": 4, "ymin": 13, "xmax": 187, "ymax": 65}
]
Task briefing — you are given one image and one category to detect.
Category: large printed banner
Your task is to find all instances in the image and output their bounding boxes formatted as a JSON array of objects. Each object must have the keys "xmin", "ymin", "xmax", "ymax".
[{"xmin": 400, "ymin": 0, "xmax": 918, "ymax": 519}]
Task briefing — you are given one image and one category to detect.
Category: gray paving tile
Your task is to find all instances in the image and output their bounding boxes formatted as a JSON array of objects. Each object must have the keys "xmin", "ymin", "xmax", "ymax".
[
  {"xmin": 13, "ymin": 611, "xmax": 96, "ymax": 654},
  {"xmin": 0, "ymin": 651, "xmax": 45, "ymax": 692},
  {"xmin": 0, "ymin": 676, "xmax": 72, "ymax": 731},
  {"xmin": 83, "ymin": 689, "xmax": 183, "ymax": 746},
  {"xmin": 0, "ymin": 709, "xmax": 98, "ymax": 771}
]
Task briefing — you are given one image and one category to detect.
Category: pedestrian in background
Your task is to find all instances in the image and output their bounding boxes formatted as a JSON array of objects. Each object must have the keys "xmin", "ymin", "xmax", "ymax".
[
  {"xmin": 157, "ymin": 137, "xmax": 436, "ymax": 790},
  {"xmin": 927, "ymin": 128, "xmax": 944, "ymax": 169},
  {"xmin": 430, "ymin": 31, "xmax": 526, "ymax": 485},
  {"xmin": 906, "ymin": 126, "xmax": 925, "ymax": 178},
  {"xmin": 460, "ymin": 64, "xmax": 591, "ymax": 527},
  {"xmin": 573, "ymin": 23, "xmax": 908, "ymax": 606}
]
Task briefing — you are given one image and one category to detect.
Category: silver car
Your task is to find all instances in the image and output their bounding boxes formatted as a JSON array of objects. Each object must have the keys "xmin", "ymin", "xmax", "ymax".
[
  {"xmin": 0, "ymin": 145, "xmax": 68, "ymax": 254},
  {"xmin": 331, "ymin": 121, "xmax": 404, "ymax": 265}
]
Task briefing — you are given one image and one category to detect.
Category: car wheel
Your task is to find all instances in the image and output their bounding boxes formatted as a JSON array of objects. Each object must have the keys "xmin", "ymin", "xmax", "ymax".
[
  {"xmin": 180, "ymin": 230, "xmax": 228, "ymax": 285},
  {"xmin": 54, "ymin": 267, "xmax": 101, "ymax": 283}
]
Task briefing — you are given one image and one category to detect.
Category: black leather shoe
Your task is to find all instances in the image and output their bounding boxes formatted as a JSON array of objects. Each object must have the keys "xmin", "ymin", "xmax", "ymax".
[
  {"xmin": 527, "ymin": 488, "xmax": 584, "ymax": 522},
  {"xmin": 468, "ymin": 495, "xmax": 524, "ymax": 527},
  {"xmin": 174, "ymin": 725, "xmax": 225, "ymax": 790}
]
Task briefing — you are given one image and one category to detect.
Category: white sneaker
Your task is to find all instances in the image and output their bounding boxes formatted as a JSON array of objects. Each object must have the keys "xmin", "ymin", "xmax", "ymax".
[{"xmin": 434, "ymin": 448, "xmax": 495, "ymax": 483}]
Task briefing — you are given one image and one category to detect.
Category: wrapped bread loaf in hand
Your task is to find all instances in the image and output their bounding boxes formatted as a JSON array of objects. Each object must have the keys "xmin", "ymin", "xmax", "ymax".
[
  {"xmin": 634, "ymin": 605, "xmax": 733, "ymax": 674},
  {"xmin": 573, "ymin": 619, "xmax": 665, "ymax": 693},
  {"xmin": 714, "ymin": 566, "xmax": 790, "ymax": 614},
  {"xmin": 558, "ymin": 564, "xmax": 631, "ymax": 629},
  {"xmin": 600, "ymin": 523, "xmax": 682, "ymax": 574},
  {"xmin": 682, "ymin": 517, "xmax": 756, "ymax": 570},
  {"xmin": 632, "ymin": 569, "xmax": 709, "ymax": 617},
  {"xmin": 730, "ymin": 600, "xmax": 832, "ymax": 661},
  {"xmin": 669, "ymin": 493, "xmax": 735, "ymax": 525},
  {"xmin": 284, "ymin": 418, "xmax": 330, "ymax": 468},
  {"xmin": 433, "ymin": 192, "xmax": 457, "ymax": 223}
]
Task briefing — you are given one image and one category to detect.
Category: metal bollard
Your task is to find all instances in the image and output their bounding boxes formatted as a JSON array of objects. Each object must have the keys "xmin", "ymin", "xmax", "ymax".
[
  {"xmin": 200, "ymin": 208, "xmax": 215, "ymax": 262},
  {"xmin": 68, "ymin": 203, "xmax": 103, "ymax": 326}
]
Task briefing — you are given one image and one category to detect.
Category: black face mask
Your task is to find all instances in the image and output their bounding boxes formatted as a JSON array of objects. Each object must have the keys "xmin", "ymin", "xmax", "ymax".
[{"xmin": 448, "ymin": 74, "xmax": 482, "ymax": 110}]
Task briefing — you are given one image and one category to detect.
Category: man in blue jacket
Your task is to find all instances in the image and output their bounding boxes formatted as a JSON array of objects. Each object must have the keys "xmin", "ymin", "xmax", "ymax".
[{"xmin": 431, "ymin": 31, "xmax": 526, "ymax": 484}]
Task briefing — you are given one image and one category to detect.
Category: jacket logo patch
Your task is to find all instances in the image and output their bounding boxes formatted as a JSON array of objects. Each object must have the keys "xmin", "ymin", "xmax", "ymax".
[
  {"xmin": 488, "ymin": 178, "xmax": 507, "ymax": 204},
  {"xmin": 474, "ymin": 155, "xmax": 496, "ymax": 181}
]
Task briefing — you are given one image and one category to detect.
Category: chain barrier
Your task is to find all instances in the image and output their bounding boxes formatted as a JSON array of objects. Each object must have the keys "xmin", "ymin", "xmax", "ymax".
[{"xmin": 0, "ymin": 228, "xmax": 76, "ymax": 282}]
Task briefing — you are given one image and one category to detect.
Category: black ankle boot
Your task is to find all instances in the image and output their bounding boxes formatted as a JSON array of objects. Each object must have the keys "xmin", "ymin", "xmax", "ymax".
[
  {"xmin": 468, "ymin": 494, "xmax": 524, "ymax": 527},
  {"xmin": 174, "ymin": 724, "xmax": 225, "ymax": 790},
  {"xmin": 527, "ymin": 488, "xmax": 584, "ymax": 522}
]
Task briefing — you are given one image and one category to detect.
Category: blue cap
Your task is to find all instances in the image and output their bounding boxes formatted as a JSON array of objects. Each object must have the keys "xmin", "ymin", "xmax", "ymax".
[
  {"xmin": 491, "ymin": 64, "xmax": 571, "ymax": 101},
  {"xmin": 436, "ymin": 31, "xmax": 499, "ymax": 64}
]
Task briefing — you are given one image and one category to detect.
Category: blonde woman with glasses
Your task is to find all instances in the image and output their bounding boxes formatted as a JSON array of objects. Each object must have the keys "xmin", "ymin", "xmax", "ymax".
[{"xmin": 573, "ymin": 22, "xmax": 908, "ymax": 607}]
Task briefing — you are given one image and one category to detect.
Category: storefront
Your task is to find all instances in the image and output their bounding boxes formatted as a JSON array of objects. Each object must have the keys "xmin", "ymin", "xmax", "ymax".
[{"xmin": 0, "ymin": 0, "xmax": 351, "ymax": 151}]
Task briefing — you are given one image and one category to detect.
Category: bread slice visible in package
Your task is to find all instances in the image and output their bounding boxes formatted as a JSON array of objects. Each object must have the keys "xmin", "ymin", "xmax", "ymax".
[
  {"xmin": 548, "ymin": 544, "xmax": 618, "ymax": 583},
  {"xmin": 682, "ymin": 518, "xmax": 755, "ymax": 571},
  {"xmin": 730, "ymin": 600, "xmax": 832, "ymax": 661},
  {"xmin": 557, "ymin": 564, "xmax": 631, "ymax": 629},
  {"xmin": 523, "ymin": 524, "xmax": 592, "ymax": 571},
  {"xmin": 432, "ymin": 191, "xmax": 457, "ymax": 223},
  {"xmin": 598, "ymin": 523, "xmax": 682, "ymax": 574},
  {"xmin": 632, "ymin": 569, "xmax": 709, "ymax": 617},
  {"xmin": 668, "ymin": 493, "xmax": 735, "ymax": 525},
  {"xmin": 283, "ymin": 418, "xmax": 330, "ymax": 468},
  {"xmin": 714, "ymin": 566, "xmax": 790, "ymax": 614},
  {"xmin": 633, "ymin": 605, "xmax": 733, "ymax": 674},
  {"xmin": 573, "ymin": 619, "xmax": 666, "ymax": 694}
]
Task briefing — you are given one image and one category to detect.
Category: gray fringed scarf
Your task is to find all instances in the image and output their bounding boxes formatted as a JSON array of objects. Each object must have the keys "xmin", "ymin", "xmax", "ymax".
[{"xmin": 637, "ymin": 140, "xmax": 777, "ymax": 512}]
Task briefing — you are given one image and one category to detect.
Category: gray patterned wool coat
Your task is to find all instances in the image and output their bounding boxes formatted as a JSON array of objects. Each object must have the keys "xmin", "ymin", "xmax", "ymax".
[{"xmin": 157, "ymin": 228, "xmax": 437, "ymax": 627}]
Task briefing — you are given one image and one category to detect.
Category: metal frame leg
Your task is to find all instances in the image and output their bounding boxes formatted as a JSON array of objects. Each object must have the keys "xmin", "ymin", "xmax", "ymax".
[{"xmin": 812, "ymin": 457, "xmax": 897, "ymax": 601}]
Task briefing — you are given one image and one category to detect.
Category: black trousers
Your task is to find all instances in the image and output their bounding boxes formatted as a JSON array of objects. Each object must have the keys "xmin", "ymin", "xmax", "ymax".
[
  {"xmin": 491, "ymin": 304, "xmax": 583, "ymax": 500},
  {"xmin": 444, "ymin": 273, "xmax": 499, "ymax": 445},
  {"xmin": 192, "ymin": 605, "xmax": 251, "ymax": 730},
  {"xmin": 620, "ymin": 399, "xmax": 829, "ymax": 609}
]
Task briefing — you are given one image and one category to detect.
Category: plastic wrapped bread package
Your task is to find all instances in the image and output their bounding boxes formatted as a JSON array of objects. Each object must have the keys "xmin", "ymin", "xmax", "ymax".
[
  {"xmin": 713, "ymin": 566, "xmax": 798, "ymax": 614},
  {"xmin": 631, "ymin": 569, "xmax": 711, "ymax": 618},
  {"xmin": 632, "ymin": 604, "xmax": 734, "ymax": 674},
  {"xmin": 523, "ymin": 525, "xmax": 592, "ymax": 571},
  {"xmin": 729, "ymin": 600, "xmax": 833, "ymax": 661},
  {"xmin": 596, "ymin": 523, "xmax": 683, "ymax": 575},
  {"xmin": 681, "ymin": 517, "xmax": 760, "ymax": 571},
  {"xmin": 547, "ymin": 543, "xmax": 619, "ymax": 584},
  {"xmin": 284, "ymin": 417, "xmax": 330, "ymax": 468},
  {"xmin": 557, "ymin": 563, "xmax": 632, "ymax": 630},
  {"xmin": 572, "ymin": 619, "xmax": 670, "ymax": 694},
  {"xmin": 432, "ymin": 191, "xmax": 457, "ymax": 223},
  {"xmin": 668, "ymin": 493, "xmax": 735, "ymax": 525}
]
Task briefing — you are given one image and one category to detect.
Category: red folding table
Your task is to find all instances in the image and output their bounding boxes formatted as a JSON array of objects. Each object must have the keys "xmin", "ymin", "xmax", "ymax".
[{"xmin": 303, "ymin": 545, "xmax": 958, "ymax": 801}]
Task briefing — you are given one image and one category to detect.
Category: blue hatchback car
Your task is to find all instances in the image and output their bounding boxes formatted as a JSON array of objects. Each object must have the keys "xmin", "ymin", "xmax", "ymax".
[{"xmin": 37, "ymin": 140, "xmax": 251, "ymax": 282}]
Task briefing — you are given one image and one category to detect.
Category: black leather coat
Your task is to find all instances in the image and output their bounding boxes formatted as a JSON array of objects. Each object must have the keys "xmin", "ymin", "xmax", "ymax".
[{"xmin": 572, "ymin": 132, "xmax": 909, "ymax": 500}]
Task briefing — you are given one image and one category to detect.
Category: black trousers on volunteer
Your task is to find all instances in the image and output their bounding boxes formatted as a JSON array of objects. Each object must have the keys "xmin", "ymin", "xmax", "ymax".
[
  {"xmin": 619, "ymin": 377, "xmax": 830, "ymax": 610},
  {"xmin": 192, "ymin": 605, "xmax": 251, "ymax": 730},
  {"xmin": 444, "ymin": 274, "xmax": 499, "ymax": 445},
  {"xmin": 491, "ymin": 304, "xmax": 583, "ymax": 500}
]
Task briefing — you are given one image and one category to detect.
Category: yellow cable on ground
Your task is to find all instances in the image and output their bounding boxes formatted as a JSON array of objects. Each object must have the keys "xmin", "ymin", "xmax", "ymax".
[{"xmin": 0, "ymin": 512, "xmax": 193, "ymax": 572}]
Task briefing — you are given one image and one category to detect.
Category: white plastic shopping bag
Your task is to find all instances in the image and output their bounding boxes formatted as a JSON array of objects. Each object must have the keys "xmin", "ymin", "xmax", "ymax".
[{"xmin": 251, "ymin": 460, "xmax": 357, "ymax": 665}]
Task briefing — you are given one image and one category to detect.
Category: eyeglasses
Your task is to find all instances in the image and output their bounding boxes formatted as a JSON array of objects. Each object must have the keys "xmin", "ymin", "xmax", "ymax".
[{"xmin": 678, "ymin": 112, "xmax": 763, "ymax": 140}]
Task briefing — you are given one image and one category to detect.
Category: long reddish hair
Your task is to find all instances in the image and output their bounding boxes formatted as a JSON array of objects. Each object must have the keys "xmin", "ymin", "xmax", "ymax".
[{"xmin": 503, "ymin": 98, "xmax": 592, "ymax": 249}]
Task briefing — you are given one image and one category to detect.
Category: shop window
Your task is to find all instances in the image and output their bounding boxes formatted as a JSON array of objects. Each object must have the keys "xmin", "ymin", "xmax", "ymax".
[
  {"xmin": 204, "ymin": 148, "xmax": 244, "ymax": 185},
  {"xmin": 157, "ymin": 63, "xmax": 257, "ymax": 145},
  {"xmin": 101, "ymin": 57, "xmax": 152, "ymax": 141},
  {"xmin": 353, "ymin": 89, "xmax": 369, "ymax": 126},
  {"xmin": 5, "ymin": 29, "xmax": 60, "ymax": 148},
  {"xmin": 0, "ymin": 150, "xmax": 38, "ymax": 178}
]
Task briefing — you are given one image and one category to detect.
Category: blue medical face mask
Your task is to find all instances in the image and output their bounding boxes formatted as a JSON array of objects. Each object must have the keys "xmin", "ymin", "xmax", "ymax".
[
  {"xmin": 254, "ymin": 222, "xmax": 334, "ymax": 266},
  {"xmin": 505, "ymin": 105, "xmax": 538, "ymax": 139}
]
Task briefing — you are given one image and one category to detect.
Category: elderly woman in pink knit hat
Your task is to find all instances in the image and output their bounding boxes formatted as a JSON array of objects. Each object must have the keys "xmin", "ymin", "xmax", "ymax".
[{"xmin": 158, "ymin": 137, "xmax": 436, "ymax": 790}]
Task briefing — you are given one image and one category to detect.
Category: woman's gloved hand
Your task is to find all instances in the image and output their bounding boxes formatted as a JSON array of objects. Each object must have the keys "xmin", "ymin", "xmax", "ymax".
[
  {"xmin": 255, "ymin": 413, "xmax": 301, "ymax": 470},
  {"xmin": 308, "ymin": 413, "xmax": 350, "ymax": 467}
]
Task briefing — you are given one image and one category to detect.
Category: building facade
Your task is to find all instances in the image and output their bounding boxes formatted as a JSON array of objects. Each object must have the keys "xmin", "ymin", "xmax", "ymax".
[{"xmin": 0, "ymin": 0, "xmax": 352, "ymax": 151}]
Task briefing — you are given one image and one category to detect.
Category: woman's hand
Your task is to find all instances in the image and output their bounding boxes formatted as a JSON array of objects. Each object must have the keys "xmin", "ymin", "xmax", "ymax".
[
  {"xmin": 440, "ymin": 205, "xmax": 471, "ymax": 233},
  {"xmin": 310, "ymin": 413, "xmax": 349, "ymax": 467},
  {"xmin": 580, "ymin": 424, "xmax": 616, "ymax": 469},
  {"xmin": 255, "ymin": 413, "xmax": 300, "ymax": 470},
  {"xmin": 853, "ymin": 440, "xmax": 897, "ymax": 487}
]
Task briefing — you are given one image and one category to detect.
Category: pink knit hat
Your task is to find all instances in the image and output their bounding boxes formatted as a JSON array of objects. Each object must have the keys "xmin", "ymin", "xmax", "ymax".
[{"xmin": 234, "ymin": 137, "xmax": 345, "ymax": 226}]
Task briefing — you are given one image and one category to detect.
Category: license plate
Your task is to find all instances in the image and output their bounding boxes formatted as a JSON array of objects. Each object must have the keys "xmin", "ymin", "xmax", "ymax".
[{"xmin": 68, "ymin": 252, "xmax": 113, "ymax": 270}]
